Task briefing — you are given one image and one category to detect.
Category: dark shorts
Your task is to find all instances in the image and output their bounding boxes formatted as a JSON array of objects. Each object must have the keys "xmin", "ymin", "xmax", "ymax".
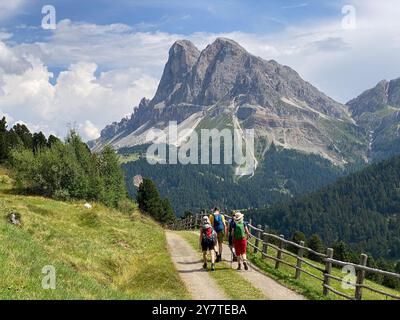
[
  {"xmin": 201, "ymin": 240, "xmax": 215, "ymax": 252},
  {"xmin": 228, "ymin": 234, "xmax": 233, "ymax": 247}
]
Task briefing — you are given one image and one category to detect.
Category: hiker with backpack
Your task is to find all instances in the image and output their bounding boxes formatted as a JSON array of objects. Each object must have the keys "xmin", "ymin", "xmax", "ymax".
[
  {"xmin": 227, "ymin": 211, "xmax": 249, "ymax": 263},
  {"xmin": 232, "ymin": 211, "xmax": 251, "ymax": 270},
  {"xmin": 199, "ymin": 216, "xmax": 217, "ymax": 271},
  {"xmin": 209, "ymin": 207, "xmax": 227, "ymax": 262}
]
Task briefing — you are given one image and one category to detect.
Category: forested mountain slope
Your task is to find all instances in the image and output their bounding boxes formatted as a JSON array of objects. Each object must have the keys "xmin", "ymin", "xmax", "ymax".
[{"xmin": 250, "ymin": 156, "xmax": 400, "ymax": 259}]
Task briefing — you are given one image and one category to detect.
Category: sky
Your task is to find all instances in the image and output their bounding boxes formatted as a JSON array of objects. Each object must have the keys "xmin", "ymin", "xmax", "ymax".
[{"xmin": 0, "ymin": 0, "xmax": 400, "ymax": 140}]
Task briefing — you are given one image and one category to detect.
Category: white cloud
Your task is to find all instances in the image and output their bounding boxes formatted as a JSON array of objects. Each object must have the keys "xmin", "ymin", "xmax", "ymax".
[
  {"xmin": 0, "ymin": 46, "xmax": 158, "ymax": 140},
  {"xmin": 1, "ymin": 0, "xmax": 400, "ymax": 141},
  {"xmin": 0, "ymin": 1, "xmax": 27, "ymax": 21},
  {"xmin": 0, "ymin": 40, "xmax": 32, "ymax": 73},
  {"xmin": 16, "ymin": 19, "xmax": 180, "ymax": 74},
  {"xmin": 80, "ymin": 120, "xmax": 100, "ymax": 140}
]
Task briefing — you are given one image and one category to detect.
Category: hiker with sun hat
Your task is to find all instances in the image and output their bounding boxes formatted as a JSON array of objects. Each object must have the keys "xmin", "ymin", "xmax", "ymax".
[{"xmin": 231, "ymin": 211, "xmax": 251, "ymax": 270}]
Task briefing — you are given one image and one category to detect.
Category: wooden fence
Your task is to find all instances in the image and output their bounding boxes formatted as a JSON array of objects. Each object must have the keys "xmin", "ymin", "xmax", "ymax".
[{"xmin": 168, "ymin": 213, "xmax": 400, "ymax": 300}]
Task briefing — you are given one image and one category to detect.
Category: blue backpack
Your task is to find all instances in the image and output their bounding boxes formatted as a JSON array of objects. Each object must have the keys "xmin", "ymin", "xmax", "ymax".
[{"xmin": 213, "ymin": 214, "xmax": 224, "ymax": 233}]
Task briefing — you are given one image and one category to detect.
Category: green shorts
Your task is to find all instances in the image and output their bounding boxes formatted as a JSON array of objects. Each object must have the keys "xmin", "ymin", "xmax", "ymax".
[{"xmin": 216, "ymin": 232, "xmax": 224, "ymax": 243}]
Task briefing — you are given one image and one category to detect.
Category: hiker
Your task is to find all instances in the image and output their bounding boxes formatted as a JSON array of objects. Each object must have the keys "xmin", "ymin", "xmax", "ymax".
[
  {"xmin": 209, "ymin": 207, "xmax": 227, "ymax": 262},
  {"xmin": 228, "ymin": 212, "xmax": 238, "ymax": 262},
  {"xmin": 199, "ymin": 216, "xmax": 217, "ymax": 271},
  {"xmin": 232, "ymin": 211, "xmax": 251, "ymax": 270}
]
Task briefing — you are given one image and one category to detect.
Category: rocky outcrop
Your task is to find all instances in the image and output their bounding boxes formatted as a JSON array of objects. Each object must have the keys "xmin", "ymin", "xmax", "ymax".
[
  {"xmin": 91, "ymin": 38, "xmax": 369, "ymax": 165},
  {"xmin": 346, "ymin": 77, "xmax": 400, "ymax": 160}
]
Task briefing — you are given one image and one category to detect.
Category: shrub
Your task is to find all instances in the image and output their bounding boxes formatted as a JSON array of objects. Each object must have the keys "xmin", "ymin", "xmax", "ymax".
[
  {"xmin": 10, "ymin": 131, "xmax": 129, "ymax": 209},
  {"xmin": 54, "ymin": 189, "xmax": 71, "ymax": 201}
]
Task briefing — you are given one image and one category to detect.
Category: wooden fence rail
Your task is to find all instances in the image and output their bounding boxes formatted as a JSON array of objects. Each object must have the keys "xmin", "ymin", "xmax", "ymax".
[{"xmin": 168, "ymin": 213, "xmax": 400, "ymax": 300}]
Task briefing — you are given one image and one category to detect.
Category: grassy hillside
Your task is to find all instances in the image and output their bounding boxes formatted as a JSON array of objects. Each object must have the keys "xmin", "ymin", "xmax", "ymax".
[{"xmin": 0, "ymin": 167, "xmax": 188, "ymax": 300}]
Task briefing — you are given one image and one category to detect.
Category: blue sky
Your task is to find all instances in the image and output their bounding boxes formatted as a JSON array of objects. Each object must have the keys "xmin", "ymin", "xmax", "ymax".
[
  {"xmin": 5, "ymin": 0, "xmax": 343, "ymax": 34},
  {"xmin": 0, "ymin": 0, "xmax": 400, "ymax": 140}
]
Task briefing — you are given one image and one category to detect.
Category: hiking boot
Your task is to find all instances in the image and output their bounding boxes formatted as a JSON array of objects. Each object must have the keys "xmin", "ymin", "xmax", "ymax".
[
  {"xmin": 211, "ymin": 263, "xmax": 215, "ymax": 271},
  {"xmin": 243, "ymin": 261, "xmax": 249, "ymax": 271},
  {"xmin": 203, "ymin": 263, "xmax": 207, "ymax": 270},
  {"xmin": 237, "ymin": 264, "xmax": 242, "ymax": 271}
]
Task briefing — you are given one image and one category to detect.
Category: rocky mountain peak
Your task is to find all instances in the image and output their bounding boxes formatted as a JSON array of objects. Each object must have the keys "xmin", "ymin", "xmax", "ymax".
[
  {"xmin": 91, "ymin": 38, "xmax": 367, "ymax": 165},
  {"xmin": 387, "ymin": 77, "xmax": 400, "ymax": 107},
  {"xmin": 206, "ymin": 37, "xmax": 247, "ymax": 54},
  {"xmin": 347, "ymin": 78, "xmax": 400, "ymax": 118},
  {"xmin": 151, "ymin": 40, "xmax": 200, "ymax": 106}
]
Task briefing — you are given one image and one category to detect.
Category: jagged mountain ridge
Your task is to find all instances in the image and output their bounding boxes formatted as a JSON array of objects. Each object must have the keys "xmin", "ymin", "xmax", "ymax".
[
  {"xmin": 346, "ymin": 78, "xmax": 400, "ymax": 160},
  {"xmin": 90, "ymin": 38, "xmax": 368, "ymax": 165}
]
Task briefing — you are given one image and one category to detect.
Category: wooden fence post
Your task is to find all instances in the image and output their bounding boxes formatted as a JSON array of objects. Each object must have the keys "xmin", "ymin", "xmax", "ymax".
[
  {"xmin": 254, "ymin": 224, "xmax": 262, "ymax": 254},
  {"xmin": 323, "ymin": 248, "xmax": 334, "ymax": 296},
  {"xmin": 262, "ymin": 225, "xmax": 268, "ymax": 259},
  {"xmin": 295, "ymin": 241, "xmax": 305, "ymax": 280},
  {"xmin": 355, "ymin": 254, "xmax": 368, "ymax": 300},
  {"xmin": 275, "ymin": 235, "xmax": 284, "ymax": 269}
]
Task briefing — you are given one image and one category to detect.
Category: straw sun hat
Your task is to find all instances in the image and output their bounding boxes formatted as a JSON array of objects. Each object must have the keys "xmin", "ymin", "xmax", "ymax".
[{"xmin": 233, "ymin": 211, "xmax": 244, "ymax": 221}]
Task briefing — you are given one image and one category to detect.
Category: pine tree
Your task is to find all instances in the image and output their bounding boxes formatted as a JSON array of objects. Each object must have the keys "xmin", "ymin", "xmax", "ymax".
[
  {"xmin": 32, "ymin": 132, "xmax": 47, "ymax": 153},
  {"xmin": 12, "ymin": 123, "xmax": 33, "ymax": 149},
  {"xmin": 308, "ymin": 234, "xmax": 324, "ymax": 261},
  {"xmin": 0, "ymin": 117, "xmax": 8, "ymax": 161},
  {"xmin": 98, "ymin": 146, "xmax": 126, "ymax": 207},
  {"xmin": 137, "ymin": 178, "xmax": 161, "ymax": 213},
  {"xmin": 160, "ymin": 198, "xmax": 176, "ymax": 224},
  {"xmin": 47, "ymin": 135, "xmax": 61, "ymax": 147},
  {"xmin": 288, "ymin": 231, "xmax": 307, "ymax": 254},
  {"xmin": 137, "ymin": 178, "xmax": 176, "ymax": 224},
  {"xmin": 332, "ymin": 241, "xmax": 350, "ymax": 262}
]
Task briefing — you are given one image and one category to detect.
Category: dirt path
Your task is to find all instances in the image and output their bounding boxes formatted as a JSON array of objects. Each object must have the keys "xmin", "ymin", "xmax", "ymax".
[
  {"xmin": 167, "ymin": 231, "xmax": 305, "ymax": 300},
  {"xmin": 165, "ymin": 231, "xmax": 228, "ymax": 300},
  {"xmin": 221, "ymin": 243, "xmax": 305, "ymax": 300}
]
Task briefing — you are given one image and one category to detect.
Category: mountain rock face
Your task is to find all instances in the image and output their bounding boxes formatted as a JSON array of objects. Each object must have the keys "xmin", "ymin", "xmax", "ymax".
[
  {"xmin": 347, "ymin": 78, "xmax": 400, "ymax": 160},
  {"xmin": 347, "ymin": 79, "xmax": 400, "ymax": 117},
  {"xmin": 89, "ymin": 38, "xmax": 400, "ymax": 215},
  {"xmin": 91, "ymin": 38, "xmax": 369, "ymax": 166}
]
